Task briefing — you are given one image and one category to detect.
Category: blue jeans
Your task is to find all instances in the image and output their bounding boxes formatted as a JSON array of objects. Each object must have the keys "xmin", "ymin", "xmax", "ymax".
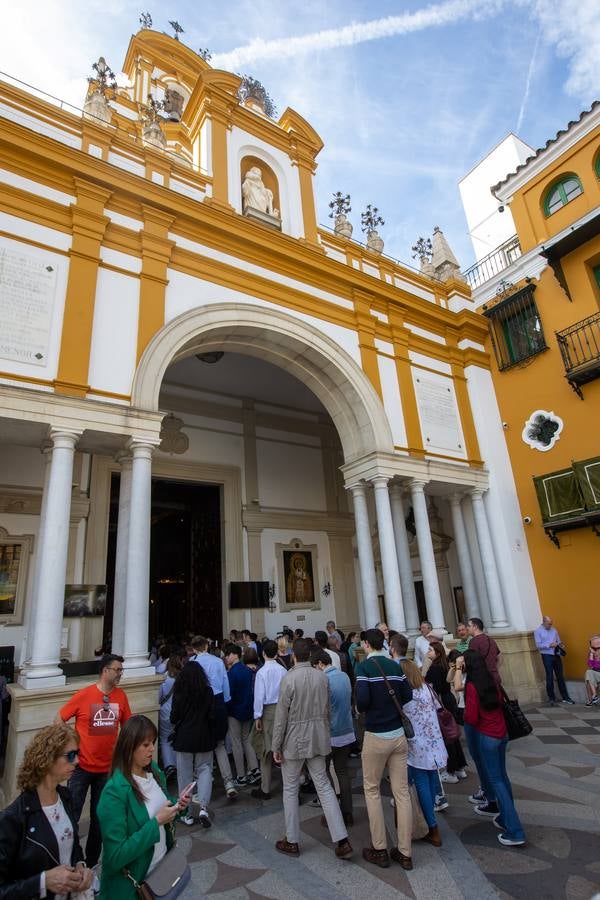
[
  {"xmin": 67, "ymin": 765, "xmax": 108, "ymax": 867},
  {"xmin": 541, "ymin": 653, "xmax": 569, "ymax": 702},
  {"xmin": 478, "ymin": 734, "xmax": 525, "ymax": 841},
  {"xmin": 408, "ymin": 765, "xmax": 438, "ymax": 828},
  {"xmin": 464, "ymin": 723, "xmax": 495, "ymax": 804}
]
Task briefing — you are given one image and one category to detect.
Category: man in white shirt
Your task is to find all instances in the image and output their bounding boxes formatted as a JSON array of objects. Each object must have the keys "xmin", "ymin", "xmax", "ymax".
[
  {"xmin": 414, "ymin": 621, "xmax": 433, "ymax": 670},
  {"xmin": 251, "ymin": 639, "xmax": 286, "ymax": 800},
  {"xmin": 315, "ymin": 631, "xmax": 341, "ymax": 669}
]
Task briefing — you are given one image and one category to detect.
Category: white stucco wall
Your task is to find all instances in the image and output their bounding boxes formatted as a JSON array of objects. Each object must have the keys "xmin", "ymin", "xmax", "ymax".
[{"xmin": 87, "ymin": 268, "xmax": 140, "ymax": 396}]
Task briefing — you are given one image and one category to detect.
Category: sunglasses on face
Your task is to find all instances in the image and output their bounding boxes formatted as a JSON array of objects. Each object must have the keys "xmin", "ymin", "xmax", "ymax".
[{"xmin": 62, "ymin": 750, "xmax": 79, "ymax": 763}]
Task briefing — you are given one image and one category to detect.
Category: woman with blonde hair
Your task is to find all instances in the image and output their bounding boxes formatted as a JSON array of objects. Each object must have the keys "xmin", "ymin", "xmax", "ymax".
[
  {"xmin": 402, "ymin": 659, "xmax": 448, "ymax": 847},
  {"xmin": 0, "ymin": 723, "xmax": 93, "ymax": 898},
  {"xmin": 276, "ymin": 635, "xmax": 293, "ymax": 670}
]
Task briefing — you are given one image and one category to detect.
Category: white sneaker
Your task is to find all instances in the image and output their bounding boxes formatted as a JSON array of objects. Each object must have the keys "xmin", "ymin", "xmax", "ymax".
[
  {"xmin": 498, "ymin": 832, "xmax": 526, "ymax": 847},
  {"xmin": 434, "ymin": 795, "xmax": 449, "ymax": 811},
  {"xmin": 468, "ymin": 789, "xmax": 486, "ymax": 804},
  {"xmin": 440, "ymin": 772, "xmax": 459, "ymax": 784},
  {"xmin": 181, "ymin": 815, "xmax": 195, "ymax": 826},
  {"xmin": 198, "ymin": 808, "xmax": 212, "ymax": 829},
  {"xmin": 455, "ymin": 769, "xmax": 468, "ymax": 780}
]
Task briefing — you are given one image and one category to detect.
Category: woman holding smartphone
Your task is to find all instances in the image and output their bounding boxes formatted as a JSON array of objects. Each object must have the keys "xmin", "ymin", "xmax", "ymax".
[{"xmin": 97, "ymin": 715, "xmax": 193, "ymax": 899}]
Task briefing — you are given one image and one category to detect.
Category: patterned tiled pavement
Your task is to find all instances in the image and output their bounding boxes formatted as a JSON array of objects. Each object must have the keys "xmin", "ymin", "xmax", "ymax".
[{"xmin": 85, "ymin": 703, "xmax": 600, "ymax": 899}]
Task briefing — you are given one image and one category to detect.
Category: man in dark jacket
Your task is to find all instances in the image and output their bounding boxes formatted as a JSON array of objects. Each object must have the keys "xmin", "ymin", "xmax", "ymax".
[
  {"xmin": 356, "ymin": 628, "xmax": 413, "ymax": 871},
  {"xmin": 224, "ymin": 644, "xmax": 260, "ymax": 787}
]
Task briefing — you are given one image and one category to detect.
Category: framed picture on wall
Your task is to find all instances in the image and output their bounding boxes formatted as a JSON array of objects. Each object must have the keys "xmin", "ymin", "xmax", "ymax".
[
  {"xmin": 276, "ymin": 538, "xmax": 322, "ymax": 612},
  {"xmin": 0, "ymin": 527, "xmax": 34, "ymax": 625},
  {"xmin": 453, "ymin": 586, "xmax": 466, "ymax": 623}
]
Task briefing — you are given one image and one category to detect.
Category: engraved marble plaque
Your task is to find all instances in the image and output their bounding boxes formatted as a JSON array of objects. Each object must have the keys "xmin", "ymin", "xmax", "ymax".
[
  {"xmin": 0, "ymin": 246, "xmax": 57, "ymax": 367},
  {"xmin": 413, "ymin": 369, "xmax": 464, "ymax": 454}
]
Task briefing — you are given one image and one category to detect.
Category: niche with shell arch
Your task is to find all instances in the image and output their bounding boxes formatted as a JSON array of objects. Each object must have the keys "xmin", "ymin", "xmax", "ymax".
[{"xmin": 240, "ymin": 155, "xmax": 282, "ymax": 228}]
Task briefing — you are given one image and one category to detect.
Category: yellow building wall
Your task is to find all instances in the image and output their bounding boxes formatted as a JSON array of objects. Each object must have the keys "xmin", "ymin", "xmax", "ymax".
[{"xmin": 490, "ymin": 127, "xmax": 600, "ymax": 678}]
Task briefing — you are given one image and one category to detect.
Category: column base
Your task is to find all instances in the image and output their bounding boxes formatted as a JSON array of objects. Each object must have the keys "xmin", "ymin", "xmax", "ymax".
[
  {"xmin": 122, "ymin": 665, "xmax": 156, "ymax": 679},
  {"xmin": 18, "ymin": 672, "xmax": 66, "ymax": 689}
]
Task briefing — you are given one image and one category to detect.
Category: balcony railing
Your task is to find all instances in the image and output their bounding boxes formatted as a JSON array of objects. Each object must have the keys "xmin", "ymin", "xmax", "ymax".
[
  {"xmin": 462, "ymin": 235, "xmax": 522, "ymax": 289},
  {"xmin": 556, "ymin": 311, "xmax": 600, "ymax": 398}
]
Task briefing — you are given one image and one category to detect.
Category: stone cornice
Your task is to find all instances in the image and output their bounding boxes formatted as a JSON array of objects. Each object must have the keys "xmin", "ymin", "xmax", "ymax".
[
  {"xmin": 341, "ymin": 451, "xmax": 490, "ymax": 489},
  {"xmin": 470, "ymin": 249, "xmax": 548, "ymax": 308},
  {"xmin": 242, "ymin": 506, "xmax": 355, "ymax": 536}
]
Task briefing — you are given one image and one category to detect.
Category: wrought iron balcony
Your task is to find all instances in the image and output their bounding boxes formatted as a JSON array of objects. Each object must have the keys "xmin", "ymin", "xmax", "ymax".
[
  {"xmin": 462, "ymin": 235, "xmax": 522, "ymax": 289},
  {"xmin": 556, "ymin": 311, "xmax": 600, "ymax": 398}
]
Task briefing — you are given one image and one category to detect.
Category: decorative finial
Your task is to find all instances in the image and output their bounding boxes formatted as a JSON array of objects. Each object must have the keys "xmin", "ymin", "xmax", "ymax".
[
  {"xmin": 88, "ymin": 57, "xmax": 117, "ymax": 96},
  {"xmin": 411, "ymin": 237, "xmax": 433, "ymax": 261},
  {"xmin": 139, "ymin": 11, "xmax": 152, "ymax": 29},
  {"xmin": 139, "ymin": 92, "xmax": 165, "ymax": 126},
  {"xmin": 198, "ymin": 48, "xmax": 212, "ymax": 62},
  {"xmin": 169, "ymin": 20, "xmax": 184, "ymax": 40},
  {"xmin": 360, "ymin": 204, "xmax": 385, "ymax": 233},
  {"xmin": 328, "ymin": 192, "xmax": 351, "ymax": 218},
  {"xmin": 238, "ymin": 74, "xmax": 277, "ymax": 119}
]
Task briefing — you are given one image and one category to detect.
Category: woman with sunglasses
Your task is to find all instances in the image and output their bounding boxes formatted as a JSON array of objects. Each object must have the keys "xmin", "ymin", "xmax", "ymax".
[
  {"xmin": 0, "ymin": 723, "xmax": 93, "ymax": 899},
  {"xmin": 97, "ymin": 715, "xmax": 192, "ymax": 900}
]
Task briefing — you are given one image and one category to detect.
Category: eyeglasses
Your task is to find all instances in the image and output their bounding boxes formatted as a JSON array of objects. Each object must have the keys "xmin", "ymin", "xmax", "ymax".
[{"xmin": 62, "ymin": 750, "xmax": 79, "ymax": 763}]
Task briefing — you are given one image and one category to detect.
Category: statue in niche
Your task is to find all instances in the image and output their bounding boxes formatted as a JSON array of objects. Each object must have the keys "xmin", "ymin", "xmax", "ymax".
[{"xmin": 242, "ymin": 166, "xmax": 279, "ymax": 218}]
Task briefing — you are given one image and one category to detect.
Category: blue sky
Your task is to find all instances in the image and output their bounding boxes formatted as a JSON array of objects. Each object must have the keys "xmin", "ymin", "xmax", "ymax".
[{"xmin": 2, "ymin": 0, "xmax": 598, "ymax": 267}]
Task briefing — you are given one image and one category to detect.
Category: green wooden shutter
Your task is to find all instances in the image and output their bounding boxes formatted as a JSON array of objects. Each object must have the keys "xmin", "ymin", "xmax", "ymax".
[
  {"xmin": 573, "ymin": 456, "xmax": 600, "ymax": 511},
  {"xmin": 533, "ymin": 468, "xmax": 586, "ymax": 523}
]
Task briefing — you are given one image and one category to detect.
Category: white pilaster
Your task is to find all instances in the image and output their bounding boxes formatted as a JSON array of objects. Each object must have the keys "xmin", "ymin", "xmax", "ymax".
[
  {"xmin": 449, "ymin": 494, "xmax": 479, "ymax": 621},
  {"xmin": 410, "ymin": 479, "xmax": 445, "ymax": 629},
  {"xmin": 19, "ymin": 430, "xmax": 81, "ymax": 688},
  {"xmin": 122, "ymin": 441, "xmax": 155, "ymax": 676},
  {"xmin": 111, "ymin": 454, "xmax": 133, "ymax": 657},
  {"xmin": 348, "ymin": 483, "xmax": 379, "ymax": 629},
  {"xmin": 372, "ymin": 477, "xmax": 406, "ymax": 633},
  {"xmin": 389, "ymin": 484, "xmax": 419, "ymax": 632},
  {"xmin": 470, "ymin": 489, "xmax": 509, "ymax": 628}
]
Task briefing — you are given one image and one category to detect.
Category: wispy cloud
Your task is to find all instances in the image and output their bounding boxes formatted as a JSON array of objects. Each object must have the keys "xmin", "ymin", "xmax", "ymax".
[
  {"xmin": 531, "ymin": 0, "xmax": 600, "ymax": 99},
  {"xmin": 516, "ymin": 28, "xmax": 541, "ymax": 131},
  {"xmin": 212, "ymin": 0, "xmax": 506, "ymax": 69}
]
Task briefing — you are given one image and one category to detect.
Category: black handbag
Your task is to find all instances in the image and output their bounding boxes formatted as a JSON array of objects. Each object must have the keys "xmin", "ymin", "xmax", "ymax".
[{"xmin": 501, "ymin": 688, "xmax": 533, "ymax": 741}]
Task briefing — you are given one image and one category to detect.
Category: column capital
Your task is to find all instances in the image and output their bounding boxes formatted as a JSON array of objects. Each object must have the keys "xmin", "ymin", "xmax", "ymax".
[
  {"xmin": 346, "ymin": 481, "xmax": 368, "ymax": 496},
  {"xmin": 115, "ymin": 451, "xmax": 133, "ymax": 468},
  {"xmin": 449, "ymin": 492, "xmax": 466, "ymax": 506},
  {"xmin": 370, "ymin": 475, "xmax": 391, "ymax": 489},
  {"xmin": 469, "ymin": 487, "xmax": 487, "ymax": 501},
  {"xmin": 127, "ymin": 437, "xmax": 158, "ymax": 459},
  {"xmin": 48, "ymin": 428, "xmax": 83, "ymax": 449},
  {"xmin": 389, "ymin": 481, "xmax": 406, "ymax": 499},
  {"xmin": 409, "ymin": 478, "xmax": 429, "ymax": 494}
]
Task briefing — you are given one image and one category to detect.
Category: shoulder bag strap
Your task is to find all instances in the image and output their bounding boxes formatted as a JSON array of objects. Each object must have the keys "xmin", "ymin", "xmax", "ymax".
[
  {"xmin": 370, "ymin": 658, "xmax": 404, "ymax": 717},
  {"xmin": 159, "ymin": 683, "xmax": 175, "ymax": 706},
  {"xmin": 426, "ymin": 682, "xmax": 443, "ymax": 710}
]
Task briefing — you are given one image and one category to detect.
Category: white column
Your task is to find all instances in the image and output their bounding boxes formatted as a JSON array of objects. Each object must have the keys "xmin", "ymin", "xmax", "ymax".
[
  {"xmin": 20, "ymin": 430, "xmax": 81, "ymax": 688},
  {"xmin": 122, "ymin": 441, "xmax": 155, "ymax": 675},
  {"xmin": 410, "ymin": 479, "xmax": 445, "ymax": 629},
  {"xmin": 470, "ymin": 489, "xmax": 509, "ymax": 628},
  {"xmin": 111, "ymin": 454, "xmax": 132, "ymax": 657},
  {"xmin": 348, "ymin": 483, "xmax": 379, "ymax": 629},
  {"xmin": 390, "ymin": 484, "xmax": 419, "ymax": 633},
  {"xmin": 372, "ymin": 477, "xmax": 406, "ymax": 633},
  {"xmin": 449, "ymin": 494, "xmax": 479, "ymax": 621}
]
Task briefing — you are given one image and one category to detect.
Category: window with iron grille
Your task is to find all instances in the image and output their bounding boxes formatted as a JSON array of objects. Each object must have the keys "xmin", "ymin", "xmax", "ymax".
[{"xmin": 483, "ymin": 285, "xmax": 547, "ymax": 370}]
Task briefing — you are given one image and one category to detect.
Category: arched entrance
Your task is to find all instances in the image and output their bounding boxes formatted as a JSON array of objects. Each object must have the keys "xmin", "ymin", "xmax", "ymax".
[
  {"xmin": 132, "ymin": 303, "xmax": 394, "ymax": 463},
  {"xmin": 125, "ymin": 302, "xmax": 394, "ymax": 638}
]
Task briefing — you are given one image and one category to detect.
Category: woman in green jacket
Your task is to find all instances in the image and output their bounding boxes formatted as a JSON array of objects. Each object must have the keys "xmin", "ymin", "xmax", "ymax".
[{"xmin": 97, "ymin": 715, "xmax": 191, "ymax": 900}]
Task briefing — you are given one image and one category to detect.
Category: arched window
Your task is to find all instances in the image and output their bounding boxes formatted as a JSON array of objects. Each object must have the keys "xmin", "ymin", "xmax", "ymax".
[
  {"xmin": 543, "ymin": 175, "xmax": 583, "ymax": 216},
  {"xmin": 594, "ymin": 150, "xmax": 600, "ymax": 178}
]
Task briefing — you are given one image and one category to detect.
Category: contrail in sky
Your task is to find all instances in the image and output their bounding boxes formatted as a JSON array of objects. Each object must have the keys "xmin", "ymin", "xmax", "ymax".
[
  {"xmin": 212, "ymin": 0, "xmax": 507, "ymax": 69},
  {"xmin": 516, "ymin": 29, "xmax": 541, "ymax": 132}
]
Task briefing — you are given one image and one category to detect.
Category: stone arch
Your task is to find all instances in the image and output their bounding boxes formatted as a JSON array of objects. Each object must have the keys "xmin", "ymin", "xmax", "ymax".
[{"xmin": 132, "ymin": 303, "xmax": 394, "ymax": 463}]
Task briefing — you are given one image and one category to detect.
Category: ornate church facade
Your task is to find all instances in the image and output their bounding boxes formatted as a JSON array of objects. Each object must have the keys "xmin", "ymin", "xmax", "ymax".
[{"xmin": 0, "ymin": 28, "xmax": 543, "ymax": 796}]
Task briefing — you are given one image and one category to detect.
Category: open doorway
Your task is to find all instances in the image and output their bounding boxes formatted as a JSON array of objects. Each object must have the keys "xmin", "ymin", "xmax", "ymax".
[{"xmin": 106, "ymin": 476, "xmax": 222, "ymax": 646}]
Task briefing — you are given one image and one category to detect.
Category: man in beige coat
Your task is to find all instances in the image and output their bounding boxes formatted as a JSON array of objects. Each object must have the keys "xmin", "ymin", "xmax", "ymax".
[{"xmin": 271, "ymin": 638, "xmax": 353, "ymax": 859}]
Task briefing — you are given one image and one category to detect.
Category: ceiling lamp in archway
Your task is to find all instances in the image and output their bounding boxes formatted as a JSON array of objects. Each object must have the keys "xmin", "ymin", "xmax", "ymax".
[{"xmin": 196, "ymin": 351, "xmax": 224, "ymax": 364}]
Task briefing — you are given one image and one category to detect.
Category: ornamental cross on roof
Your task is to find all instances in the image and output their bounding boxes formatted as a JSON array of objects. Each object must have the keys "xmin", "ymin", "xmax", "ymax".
[
  {"xmin": 88, "ymin": 57, "xmax": 117, "ymax": 96},
  {"xmin": 169, "ymin": 20, "xmax": 184, "ymax": 40},
  {"xmin": 139, "ymin": 11, "xmax": 152, "ymax": 29},
  {"xmin": 328, "ymin": 192, "xmax": 351, "ymax": 218}
]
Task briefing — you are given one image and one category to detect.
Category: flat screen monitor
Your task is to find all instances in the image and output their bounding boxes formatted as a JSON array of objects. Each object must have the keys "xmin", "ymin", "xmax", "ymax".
[{"xmin": 229, "ymin": 581, "xmax": 269, "ymax": 609}]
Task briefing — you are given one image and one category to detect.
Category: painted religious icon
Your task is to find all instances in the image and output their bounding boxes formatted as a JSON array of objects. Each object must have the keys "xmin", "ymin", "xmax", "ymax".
[
  {"xmin": 0, "ymin": 543, "xmax": 20, "ymax": 616},
  {"xmin": 284, "ymin": 551, "xmax": 314, "ymax": 605}
]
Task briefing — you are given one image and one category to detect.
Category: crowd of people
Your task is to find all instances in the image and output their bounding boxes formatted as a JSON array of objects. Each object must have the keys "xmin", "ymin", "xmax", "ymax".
[{"xmin": 1, "ymin": 613, "xmax": 598, "ymax": 896}]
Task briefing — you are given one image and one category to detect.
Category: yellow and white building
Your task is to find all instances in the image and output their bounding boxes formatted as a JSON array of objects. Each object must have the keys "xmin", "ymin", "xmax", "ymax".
[
  {"xmin": 461, "ymin": 102, "xmax": 600, "ymax": 683},
  {"xmin": 0, "ymin": 29, "xmax": 544, "ymax": 796}
]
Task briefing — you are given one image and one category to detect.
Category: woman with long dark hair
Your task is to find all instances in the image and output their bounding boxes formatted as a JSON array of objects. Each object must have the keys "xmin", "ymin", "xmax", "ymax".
[
  {"xmin": 158, "ymin": 649, "xmax": 185, "ymax": 778},
  {"xmin": 96, "ymin": 715, "xmax": 191, "ymax": 899},
  {"xmin": 425, "ymin": 641, "xmax": 467, "ymax": 782},
  {"xmin": 171, "ymin": 661, "xmax": 217, "ymax": 828},
  {"xmin": 460, "ymin": 650, "xmax": 526, "ymax": 847}
]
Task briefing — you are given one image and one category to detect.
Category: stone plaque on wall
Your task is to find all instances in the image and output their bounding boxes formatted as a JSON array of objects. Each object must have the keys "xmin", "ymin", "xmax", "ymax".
[
  {"xmin": 0, "ymin": 245, "xmax": 58, "ymax": 367},
  {"xmin": 413, "ymin": 368, "xmax": 464, "ymax": 455}
]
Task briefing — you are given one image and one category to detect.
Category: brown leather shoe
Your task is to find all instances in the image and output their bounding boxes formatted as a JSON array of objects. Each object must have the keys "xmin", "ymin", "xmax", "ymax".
[
  {"xmin": 275, "ymin": 839, "xmax": 299, "ymax": 856},
  {"xmin": 362, "ymin": 846, "xmax": 390, "ymax": 868},
  {"xmin": 390, "ymin": 847, "xmax": 413, "ymax": 870},
  {"xmin": 335, "ymin": 839, "xmax": 354, "ymax": 860},
  {"xmin": 421, "ymin": 825, "xmax": 442, "ymax": 847}
]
